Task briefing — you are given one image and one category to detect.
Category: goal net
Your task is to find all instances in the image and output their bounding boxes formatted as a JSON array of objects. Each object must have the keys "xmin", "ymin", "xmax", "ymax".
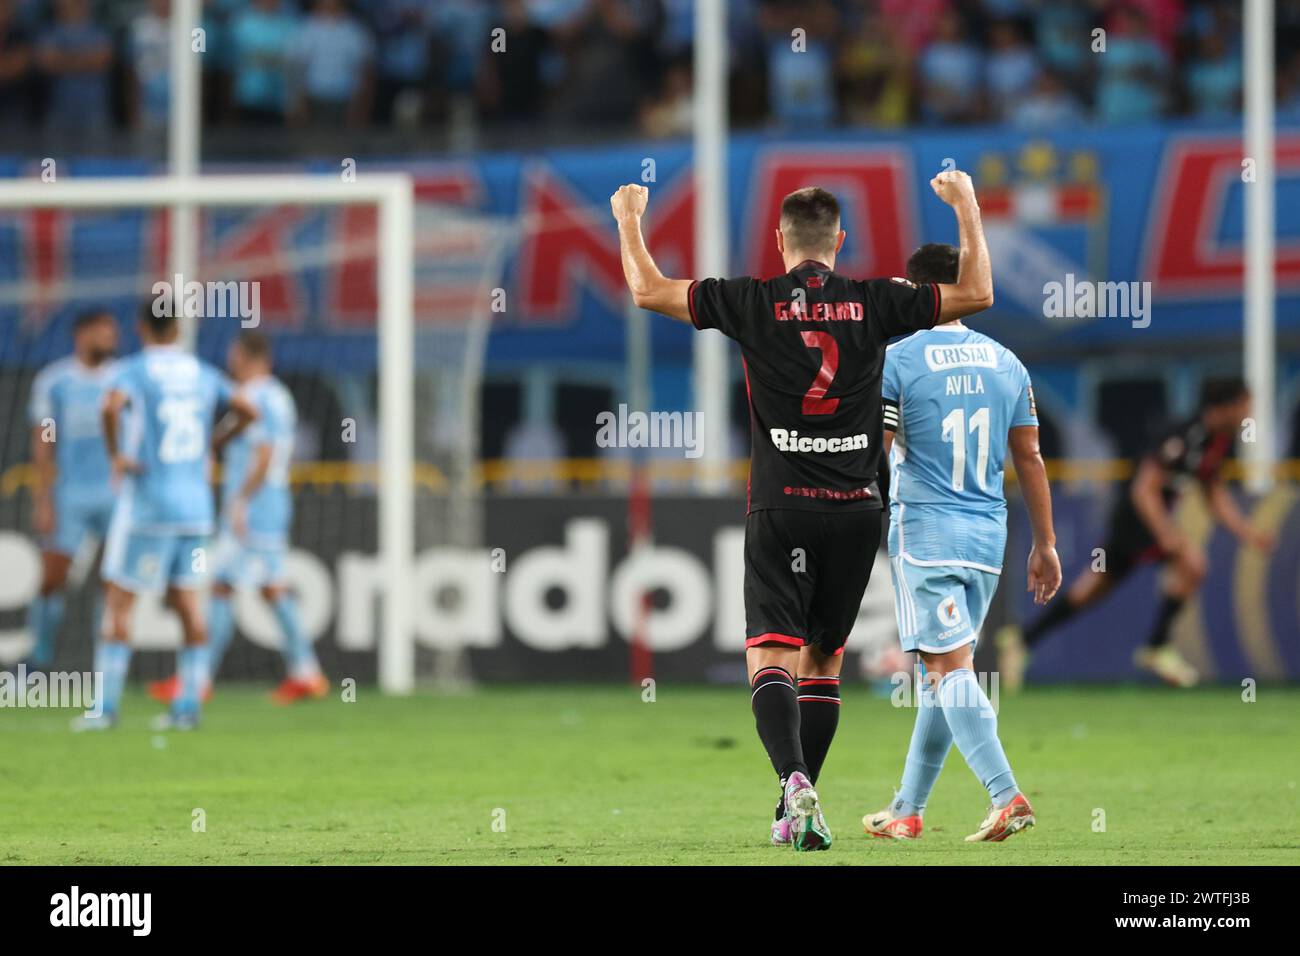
[
  {"xmin": 409, "ymin": 201, "xmax": 519, "ymax": 689},
  {"xmin": 0, "ymin": 173, "xmax": 492, "ymax": 694}
]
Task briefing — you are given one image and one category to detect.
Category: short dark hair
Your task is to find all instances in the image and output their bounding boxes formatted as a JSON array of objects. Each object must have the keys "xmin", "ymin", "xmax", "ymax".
[
  {"xmin": 73, "ymin": 308, "xmax": 112, "ymax": 333},
  {"xmin": 235, "ymin": 330, "xmax": 272, "ymax": 362},
  {"xmin": 139, "ymin": 299, "xmax": 178, "ymax": 337},
  {"xmin": 779, "ymin": 187, "xmax": 841, "ymax": 257},
  {"xmin": 906, "ymin": 243, "xmax": 959, "ymax": 284},
  {"xmin": 1199, "ymin": 376, "xmax": 1249, "ymax": 410}
]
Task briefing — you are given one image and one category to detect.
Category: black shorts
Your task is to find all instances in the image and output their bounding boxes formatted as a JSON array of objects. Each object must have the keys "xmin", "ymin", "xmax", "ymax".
[
  {"xmin": 743, "ymin": 507, "xmax": 882, "ymax": 656},
  {"xmin": 1101, "ymin": 508, "xmax": 1168, "ymax": 580}
]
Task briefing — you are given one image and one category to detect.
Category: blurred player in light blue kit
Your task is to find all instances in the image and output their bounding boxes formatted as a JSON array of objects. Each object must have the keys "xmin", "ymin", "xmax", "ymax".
[
  {"xmin": 863, "ymin": 237, "xmax": 1062, "ymax": 843},
  {"xmin": 22, "ymin": 309, "xmax": 119, "ymax": 675},
  {"xmin": 150, "ymin": 331, "xmax": 325, "ymax": 705},
  {"xmin": 84, "ymin": 305, "xmax": 257, "ymax": 730}
]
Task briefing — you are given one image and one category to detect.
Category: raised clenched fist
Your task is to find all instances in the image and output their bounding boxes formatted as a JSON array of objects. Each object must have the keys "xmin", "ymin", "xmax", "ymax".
[
  {"xmin": 610, "ymin": 183, "xmax": 649, "ymax": 222},
  {"xmin": 929, "ymin": 169, "xmax": 978, "ymax": 209}
]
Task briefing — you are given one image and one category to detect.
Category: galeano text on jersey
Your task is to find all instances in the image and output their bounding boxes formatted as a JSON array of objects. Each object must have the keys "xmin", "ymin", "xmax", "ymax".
[{"xmin": 773, "ymin": 300, "xmax": 865, "ymax": 322}]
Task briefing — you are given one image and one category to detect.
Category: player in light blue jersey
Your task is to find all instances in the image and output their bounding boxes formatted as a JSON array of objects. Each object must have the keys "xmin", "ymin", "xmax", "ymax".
[
  {"xmin": 863, "ymin": 242, "xmax": 1061, "ymax": 843},
  {"xmin": 85, "ymin": 306, "xmax": 257, "ymax": 730},
  {"xmin": 148, "ymin": 331, "xmax": 325, "ymax": 706},
  {"xmin": 22, "ymin": 310, "xmax": 118, "ymax": 676}
]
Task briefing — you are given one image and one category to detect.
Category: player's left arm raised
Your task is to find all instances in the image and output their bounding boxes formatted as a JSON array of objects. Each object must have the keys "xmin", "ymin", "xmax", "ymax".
[
  {"xmin": 611, "ymin": 184, "xmax": 693, "ymax": 323},
  {"xmin": 929, "ymin": 170, "xmax": 994, "ymax": 321}
]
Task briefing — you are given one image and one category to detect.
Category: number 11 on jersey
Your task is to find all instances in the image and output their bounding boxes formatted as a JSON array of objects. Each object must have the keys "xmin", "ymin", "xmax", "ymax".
[{"xmin": 941, "ymin": 405, "xmax": 990, "ymax": 492}]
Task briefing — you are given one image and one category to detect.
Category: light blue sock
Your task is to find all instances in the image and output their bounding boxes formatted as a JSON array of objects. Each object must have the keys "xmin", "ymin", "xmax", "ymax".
[
  {"xmin": 97, "ymin": 641, "xmax": 132, "ymax": 718},
  {"xmin": 27, "ymin": 592, "xmax": 65, "ymax": 667},
  {"xmin": 896, "ymin": 677, "xmax": 953, "ymax": 815},
  {"xmin": 271, "ymin": 594, "xmax": 318, "ymax": 679},
  {"xmin": 937, "ymin": 668, "xmax": 1018, "ymax": 806},
  {"xmin": 205, "ymin": 595, "xmax": 235, "ymax": 684},
  {"xmin": 175, "ymin": 645, "xmax": 208, "ymax": 717}
]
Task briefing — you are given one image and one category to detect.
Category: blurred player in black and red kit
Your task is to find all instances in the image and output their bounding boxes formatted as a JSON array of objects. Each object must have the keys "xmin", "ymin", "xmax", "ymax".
[
  {"xmin": 998, "ymin": 377, "xmax": 1276, "ymax": 689},
  {"xmin": 610, "ymin": 170, "xmax": 994, "ymax": 850}
]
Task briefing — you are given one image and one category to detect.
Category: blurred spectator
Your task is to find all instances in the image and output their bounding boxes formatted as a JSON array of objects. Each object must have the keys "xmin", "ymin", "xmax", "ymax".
[
  {"xmin": 985, "ymin": 19, "xmax": 1039, "ymax": 121},
  {"xmin": 230, "ymin": 0, "xmax": 297, "ymax": 124},
  {"xmin": 128, "ymin": 0, "xmax": 171, "ymax": 131},
  {"xmin": 1095, "ymin": 5, "xmax": 1170, "ymax": 124},
  {"xmin": 0, "ymin": 0, "xmax": 33, "ymax": 129},
  {"xmin": 477, "ymin": 0, "xmax": 549, "ymax": 124},
  {"xmin": 1034, "ymin": 1, "xmax": 1092, "ymax": 88},
  {"xmin": 917, "ymin": 9, "xmax": 984, "ymax": 124},
  {"xmin": 640, "ymin": 57, "xmax": 692, "ymax": 138},
  {"xmin": 837, "ymin": 10, "xmax": 912, "ymax": 128},
  {"xmin": 760, "ymin": 0, "xmax": 839, "ymax": 129},
  {"xmin": 1010, "ymin": 70, "xmax": 1088, "ymax": 130},
  {"xmin": 878, "ymin": 0, "xmax": 947, "ymax": 57},
  {"xmin": 553, "ymin": 0, "xmax": 662, "ymax": 126},
  {"xmin": 0, "ymin": 0, "xmax": 1276, "ymax": 144},
  {"xmin": 1116, "ymin": 0, "xmax": 1184, "ymax": 55},
  {"xmin": 432, "ymin": 0, "xmax": 496, "ymax": 112},
  {"xmin": 36, "ymin": 0, "xmax": 112, "ymax": 133},
  {"xmin": 289, "ymin": 0, "xmax": 374, "ymax": 127},
  {"xmin": 363, "ymin": 0, "xmax": 435, "ymax": 127},
  {"xmin": 657, "ymin": 0, "xmax": 694, "ymax": 59},
  {"xmin": 1184, "ymin": 31, "xmax": 1240, "ymax": 117}
]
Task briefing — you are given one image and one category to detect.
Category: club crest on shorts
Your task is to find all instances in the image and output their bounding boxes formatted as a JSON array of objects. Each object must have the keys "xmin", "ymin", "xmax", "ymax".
[{"xmin": 937, "ymin": 595, "xmax": 962, "ymax": 628}]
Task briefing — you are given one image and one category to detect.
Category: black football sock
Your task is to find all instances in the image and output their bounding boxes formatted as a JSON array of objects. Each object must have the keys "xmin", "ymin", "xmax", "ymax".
[
  {"xmin": 797, "ymin": 676, "xmax": 841, "ymax": 785},
  {"xmin": 1023, "ymin": 594, "xmax": 1078, "ymax": 648},
  {"xmin": 1145, "ymin": 593, "xmax": 1186, "ymax": 648},
  {"xmin": 750, "ymin": 666, "xmax": 808, "ymax": 783}
]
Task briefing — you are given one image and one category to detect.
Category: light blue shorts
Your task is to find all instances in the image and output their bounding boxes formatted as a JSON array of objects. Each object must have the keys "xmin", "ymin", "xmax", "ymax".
[
  {"xmin": 889, "ymin": 557, "xmax": 1000, "ymax": 654},
  {"xmin": 47, "ymin": 497, "xmax": 114, "ymax": 557},
  {"xmin": 212, "ymin": 531, "xmax": 288, "ymax": 588},
  {"xmin": 102, "ymin": 528, "xmax": 208, "ymax": 592}
]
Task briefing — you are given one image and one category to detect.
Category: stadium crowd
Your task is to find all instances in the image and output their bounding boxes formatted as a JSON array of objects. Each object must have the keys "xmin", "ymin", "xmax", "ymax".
[{"xmin": 0, "ymin": 0, "xmax": 1296, "ymax": 142}]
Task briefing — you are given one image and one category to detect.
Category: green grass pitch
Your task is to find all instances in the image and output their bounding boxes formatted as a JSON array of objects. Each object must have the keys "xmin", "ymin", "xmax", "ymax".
[{"xmin": 3, "ymin": 684, "xmax": 1298, "ymax": 865}]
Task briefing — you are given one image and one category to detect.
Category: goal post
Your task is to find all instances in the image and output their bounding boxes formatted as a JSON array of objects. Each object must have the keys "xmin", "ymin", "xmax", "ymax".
[{"xmin": 0, "ymin": 172, "xmax": 417, "ymax": 694}]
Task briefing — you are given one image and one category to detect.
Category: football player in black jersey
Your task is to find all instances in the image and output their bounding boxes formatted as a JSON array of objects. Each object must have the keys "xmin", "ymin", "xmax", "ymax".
[
  {"xmin": 998, "ymin": 377, "xmax": 1275, "ymax": 689},
  {"xmin": 611, "ymin": 170, "xmax": 994, "ymax": 849}
]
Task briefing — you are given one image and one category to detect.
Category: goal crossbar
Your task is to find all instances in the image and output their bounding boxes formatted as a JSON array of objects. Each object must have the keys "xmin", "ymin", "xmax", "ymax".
[{"xmin": 0, "ymin": 172, "xmax": 417, "ymax": 694}]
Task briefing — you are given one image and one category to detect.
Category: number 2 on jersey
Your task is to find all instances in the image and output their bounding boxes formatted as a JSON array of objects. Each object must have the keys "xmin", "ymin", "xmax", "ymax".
[{"xmin": 800, "ymin": 331, "xmax": 840, "ymax": 415}]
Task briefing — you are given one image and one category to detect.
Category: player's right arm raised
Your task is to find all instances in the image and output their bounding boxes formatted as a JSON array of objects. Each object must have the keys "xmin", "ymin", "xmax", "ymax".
[
  {"xmin": 930, "ymin": 170, "xmax": 994, "ymax": 321},
  {"xmin": 1009, "ymin": 425, "xmax": 1061, "ymax": 605},
  {"xmin": 611, "ymin": 184, "xmax": 693, "ymax": 323}
]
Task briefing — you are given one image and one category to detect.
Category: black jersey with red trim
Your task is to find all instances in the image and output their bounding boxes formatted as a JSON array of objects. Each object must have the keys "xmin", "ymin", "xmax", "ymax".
[
  {"xmin": 688, "ymin": 260, "xmax": 941, "ymax": 513},
  {"xmin": 1112, "ymin": 415, "xmax": 1235, "ymax": 524}
]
